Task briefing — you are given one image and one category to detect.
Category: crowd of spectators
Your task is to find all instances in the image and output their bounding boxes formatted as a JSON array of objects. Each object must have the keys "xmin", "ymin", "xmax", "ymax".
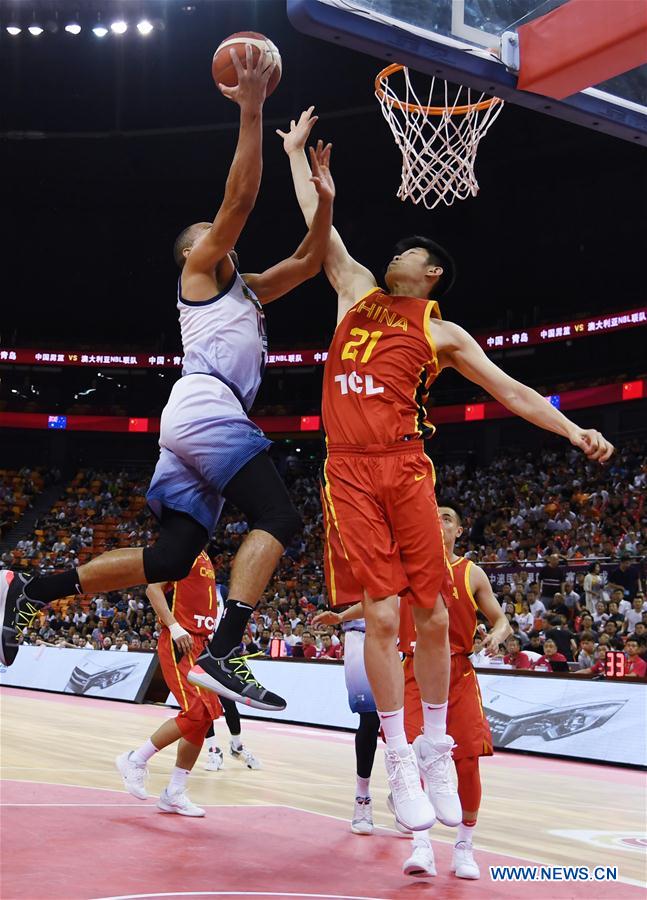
[
  {"xmin": 7, "ymin": 439, "xmax": 647, "ymax": 676},
  {"xmin": 0, "ymin": 467, "xmax": 54, "ymax": 538}
]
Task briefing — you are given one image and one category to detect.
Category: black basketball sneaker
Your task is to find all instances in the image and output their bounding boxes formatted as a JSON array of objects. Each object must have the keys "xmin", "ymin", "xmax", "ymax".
[
  {"xmin": 1, "ymin": 571, "xmax": 47, "ymax": 666},
  {"xmin": 188, "ymin": 644, "xmax": 286, "ymax": 711}
]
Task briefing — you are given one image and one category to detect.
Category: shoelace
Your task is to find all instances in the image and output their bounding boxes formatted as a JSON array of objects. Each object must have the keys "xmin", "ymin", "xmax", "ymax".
[
  {"xmin": 15, "ymin": 600, "xmax": 44, "ymax": 635},
  {"xmin": 386, "ymin": 751, "xmax": 422, "ymax": 801},
  {"xmin": 354, "ymin": 798, "xmax": 372, "ymax": 821},
  {"xmin": 426, "ymin": 749, "xmax": 455, "ymax": 794},
  {"xmin": 129, "ymin": 763, "xmax": 147, "ymax": 788},
  {"xmin": 228, "ymin": 655, "xmax": 263, "ymax": 689}
]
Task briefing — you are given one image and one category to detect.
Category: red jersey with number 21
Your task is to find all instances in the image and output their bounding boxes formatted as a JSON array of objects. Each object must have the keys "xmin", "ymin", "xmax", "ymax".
[{"xmin": 322, "ymin": 289, "xmax": 442, "ymax": 446}]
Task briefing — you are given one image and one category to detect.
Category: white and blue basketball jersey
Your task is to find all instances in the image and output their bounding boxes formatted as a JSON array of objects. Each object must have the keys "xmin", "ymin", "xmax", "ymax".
[{"xmin": 178, "ymin": 270, "xmax": 268, "ymax": 413}]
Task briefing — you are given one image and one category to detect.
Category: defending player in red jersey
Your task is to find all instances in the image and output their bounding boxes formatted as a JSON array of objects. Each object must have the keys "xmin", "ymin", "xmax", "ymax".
[
  {"xmin": 313, "ymin": 503, "xmax": 509, "ymax": 879},
  {"xmin": 279, "ymin": 107, "xmax": 614, "ymax": 832},
  {"xmin": 399, "ymin": 504, "xmax": 510, "ymax": 879},
  {"xmin": 115, "ymin": 551, "xmax": 223, "ymax": 816}
]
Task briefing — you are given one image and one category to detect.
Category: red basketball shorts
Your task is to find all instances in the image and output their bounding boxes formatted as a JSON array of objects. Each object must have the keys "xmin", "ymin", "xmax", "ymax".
[
  {"xmin": 321, "ymin": 442, "xmax": 453, "ymax": 609},
  {"xmin": 157, "ymin": 630, "xmax": 222, "ymax": 747},
  {"xmin": 403, "ymin": 653, "xmax": 493, "ymax": 760}
]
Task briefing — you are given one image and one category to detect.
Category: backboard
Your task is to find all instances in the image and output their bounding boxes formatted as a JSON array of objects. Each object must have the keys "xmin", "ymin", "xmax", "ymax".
[{"xmin": 288, "ymin": 0, "xmax": 647, "ymax": 143}]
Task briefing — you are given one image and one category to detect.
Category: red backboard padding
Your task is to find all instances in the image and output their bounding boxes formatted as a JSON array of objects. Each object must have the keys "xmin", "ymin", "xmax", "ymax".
[{"xmin": 517, "ymin": 0, "xmax": 647, "ymax": 100}]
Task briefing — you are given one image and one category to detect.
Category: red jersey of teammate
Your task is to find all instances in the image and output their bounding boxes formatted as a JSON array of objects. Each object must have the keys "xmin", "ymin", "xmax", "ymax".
[
  {"xmin": 503, "ymin": 652, "xmax": 533, "ymax": 670},
  {"xmin": 163, "ymin": 551, "xmax": 218, "ymax": 637},
  {"xmin": 533, "ymin": 652, "xmax": 567, "ymax": 669},
  {"xmin": 399, "ymin": 556, "xmax": 475, "ymax": 657},
  {"xmin": 322, "ymin": 290, "xmax": 442, "ymax": 446},
  {"xmin": 627, "ymin": 656, "xmax": 647, "ymax": 677}
]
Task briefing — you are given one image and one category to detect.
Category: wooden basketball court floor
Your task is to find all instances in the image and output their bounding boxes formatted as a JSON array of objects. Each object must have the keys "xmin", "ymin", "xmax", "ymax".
[{"xmin": 1, "ymin": 686, "xmax": 645, "ymax": 900}]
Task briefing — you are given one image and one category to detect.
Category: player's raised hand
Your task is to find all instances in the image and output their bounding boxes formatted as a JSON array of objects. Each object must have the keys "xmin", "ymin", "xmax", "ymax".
[
  {"xmin": 276, "ymin": 105, "xmax": 319, "ymax": 154},
  {"xmin": 569, "ymin": 427, "xmax": 615, "ymax": 463},
  {"xmin": 312, "ymin": 610, "xmax": 342, "ymax": 627},
  {"xmin": 309, "ymin": 140, "xmax": 334, "ymax": 204},
  {"xmin": 218, "ymin": 44, "xmax": 276, "ymax": 108}
]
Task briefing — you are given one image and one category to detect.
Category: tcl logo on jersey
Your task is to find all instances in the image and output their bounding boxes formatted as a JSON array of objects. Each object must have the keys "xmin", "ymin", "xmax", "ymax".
[
  {"xmin": 194, "ymin": 615, "xmax": 218, "ymax": 630},
  {"xmin": 334, "ymin": 371, "xmax": 384, "ymax": 395}
]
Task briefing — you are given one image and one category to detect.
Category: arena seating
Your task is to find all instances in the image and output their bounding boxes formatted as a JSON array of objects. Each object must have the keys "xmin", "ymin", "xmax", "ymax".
[{"xmin": 8, "ymin": 442, "xmax": 646, "ymax": 671}]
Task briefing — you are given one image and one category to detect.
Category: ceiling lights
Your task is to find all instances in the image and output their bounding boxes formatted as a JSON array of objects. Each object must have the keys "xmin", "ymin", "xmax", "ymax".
[{"xmin": 3, "ymin": 13, "xmax": 160, "ymax": 39}]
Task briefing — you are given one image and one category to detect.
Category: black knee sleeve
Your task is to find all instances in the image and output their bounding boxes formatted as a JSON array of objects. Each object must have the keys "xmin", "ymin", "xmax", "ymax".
[
  {"xmin": 355, "ymin": 711, "xmax": 380, "ymax": 779},
  {"xmin": 223, "ymin": 452, "xmax": 302, "ymax": 549},
  {"xmin": 142, "ymin": 507, "xmax": 208, "ymax": 584}
]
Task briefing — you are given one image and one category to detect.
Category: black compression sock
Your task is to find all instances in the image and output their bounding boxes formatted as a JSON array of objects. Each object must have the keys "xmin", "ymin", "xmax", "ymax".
[
  {"xmin": 23, "ymin": 570, "xmax": 82, "ymax": 604},
  {"xmin": 209, "ymin": 599, "xmax": 253, "ymax": 658}
]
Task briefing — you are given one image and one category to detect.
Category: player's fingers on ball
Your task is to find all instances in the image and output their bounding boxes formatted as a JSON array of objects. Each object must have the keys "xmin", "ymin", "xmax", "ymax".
[
  {"xmin": 244, "ymin": 42, "xmax": 254, "ymax": 69},
  {"xmin": 261, "ymin": 60, "xmax": 276, "ymax": 83},
  {"xmin": 230, "ymin": 48, "xmax": 245, "ymax": 75}
]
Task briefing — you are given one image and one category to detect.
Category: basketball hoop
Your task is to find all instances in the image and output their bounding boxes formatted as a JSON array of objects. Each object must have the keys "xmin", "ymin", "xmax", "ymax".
[{"xmin": 375, "ymin": 64, "xmax": 504, "ymax": 209}]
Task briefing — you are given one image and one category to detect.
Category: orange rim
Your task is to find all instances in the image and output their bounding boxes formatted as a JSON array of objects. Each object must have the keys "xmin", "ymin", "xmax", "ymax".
[{"xmin": 375, "ymin": 63, "xmax": 502, "ymax": 116}]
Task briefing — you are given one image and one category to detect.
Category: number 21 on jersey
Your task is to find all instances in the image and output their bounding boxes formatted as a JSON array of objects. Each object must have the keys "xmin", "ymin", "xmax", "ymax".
[{"xmin": 341, "ymin": 329, "xmax": 383, "ymax": 364}]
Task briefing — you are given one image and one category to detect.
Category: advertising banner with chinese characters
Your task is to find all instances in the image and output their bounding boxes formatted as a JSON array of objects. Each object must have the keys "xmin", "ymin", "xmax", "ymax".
[{"xmin": 0, "ymin": 307, "xmax": 643, "ymax": 369}]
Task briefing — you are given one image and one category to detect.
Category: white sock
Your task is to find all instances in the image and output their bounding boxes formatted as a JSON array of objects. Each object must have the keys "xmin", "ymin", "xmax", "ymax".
[
  {"xmin": 422, "ymin": 701, "xmax": 448, "ymax": 742},
  {"xmin": 356, "ymin": 775, "xmax": 371, "ymax": 798},
  {"xmin": 168, "ymin": 766, "xmax": 190, "ymax": 795},
  {"xmin": 413, "ymin": 828, "xmax": 431, "ymax": 848},
  {"xmin": 207, "ymin": 735, "xmax": 220, "ymax": 752},
  {"xmin": 378, "ymin": 708, "xmax": 408, "ymax": 751},
  {"xmin": 230, "ymin": 734, "xmax": 243, "ymax": 751},
  {"xmin": 456, "ymin": 821, "xmax": 476, "ymax": 846},
  {"xmin": 131, "ymin": 738, "xmax": 158, "ymax": 766}
]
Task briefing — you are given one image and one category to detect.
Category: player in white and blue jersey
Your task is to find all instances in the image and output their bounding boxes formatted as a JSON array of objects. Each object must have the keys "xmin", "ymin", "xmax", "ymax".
[{"xmin": 1, "ymin": 47, "xmax": 335, "ymax": 716}]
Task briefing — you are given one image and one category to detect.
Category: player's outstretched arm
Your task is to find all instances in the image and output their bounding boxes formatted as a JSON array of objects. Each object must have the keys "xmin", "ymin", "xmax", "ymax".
[
  {"xmin": 471, "ymin": 565, "xmax": 512, "ymax": 656},
  {"xmin": 243, "ymin": 143, "xmax": 335, "ymax": 304},
  {"xmin": 277, "ymin": 108, "xmax": 376, "ymax": 313},
  {"xmin": 146, "ymin": 583, "xmax": 192, "ymax": 655},
  {"xmin": 439, "ymin": 321, "xmax": 614, "ymax": 463},
  {"xmin": 183, "ymin": 46, "xmax": 276, "ymax": 289},
  {"xmin": 312, "ymin": 600, "xmax": 364, "ymax": 627}
]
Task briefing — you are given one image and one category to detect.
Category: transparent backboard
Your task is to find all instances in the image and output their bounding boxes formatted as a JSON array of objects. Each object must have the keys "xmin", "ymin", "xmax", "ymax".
[{"xmin": 288, "ymin": 0, "xmax": 647, "ymax": 142}]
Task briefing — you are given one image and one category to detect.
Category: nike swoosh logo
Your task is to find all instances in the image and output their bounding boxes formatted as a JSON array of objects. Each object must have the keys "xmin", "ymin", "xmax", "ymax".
[{"xmin": 414, "ymin": 473, "xmax": 427, "ymax": 481}]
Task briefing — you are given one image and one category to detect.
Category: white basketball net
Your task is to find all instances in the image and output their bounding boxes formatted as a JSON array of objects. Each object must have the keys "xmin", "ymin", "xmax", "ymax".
[{"xmin": 376, "ymin": 67, "xmax": 504, "ymax": 209}]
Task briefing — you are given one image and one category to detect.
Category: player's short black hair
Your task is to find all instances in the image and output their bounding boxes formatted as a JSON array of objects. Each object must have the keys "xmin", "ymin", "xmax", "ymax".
[
  {"xmin": 173, "ymin": 222, "xmax": 211, "ymax": 269},
  {"xmin": 437, "ymin": 500, "xmax": 463, "ymax": 524},
  {"xmin": 393, "ymin": 235, "xmax": 456, "ymax": 298}
]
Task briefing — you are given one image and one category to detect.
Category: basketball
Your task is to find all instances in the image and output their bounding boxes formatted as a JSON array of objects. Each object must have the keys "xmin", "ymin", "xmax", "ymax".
[{"xmin": 212, "ymin": 32, "xmax": 282, "ymax": 97}]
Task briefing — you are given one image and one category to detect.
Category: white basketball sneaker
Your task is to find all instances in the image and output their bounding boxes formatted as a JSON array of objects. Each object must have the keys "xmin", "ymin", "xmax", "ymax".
[
  {"xmin": 204, "ymin": 747, "xmax": 224, "ymax": 771},
  {"xmin": 230, "ymin": 741, "xmax": 262, "ymax": 770},
  {"xmin": 115, "ymin": 751, "xmax": 148, "ymax": 800},
  {"xmin": 384, "ymin": 745, "xmax": 436, "ymax": 831},
  {"xmin": 403, "ymin": 839, "xmax": 437, "ymax": 877},
  {"xmin": 386, "ymin": 792, "xmax": 412, "ymax": 834},
  {"xmin": 350, "ymin": 796, "xmax": 374, "ymax": 835},
  {"xmin": 452, "ymin": 842, "xmax": 481, "ymax": 879},
  {"xmin": 413, "ymin": 734, "xmax": 462, "ymax": 826},
  {"xmin": 157, "ymin": 788, "xmax": 205, "ymax": 817}
]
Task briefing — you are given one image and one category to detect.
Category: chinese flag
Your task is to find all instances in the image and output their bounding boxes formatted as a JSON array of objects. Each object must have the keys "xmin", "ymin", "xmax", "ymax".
[{"xmin": 128, "ymin": 418, "xmax": 149, "ymax": 432}]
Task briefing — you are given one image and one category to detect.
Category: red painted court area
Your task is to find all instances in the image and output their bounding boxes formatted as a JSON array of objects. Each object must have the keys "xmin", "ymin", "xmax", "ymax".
[{"xmin": 2, "ymin": 780, "xmax": 642, "ymax": 900}]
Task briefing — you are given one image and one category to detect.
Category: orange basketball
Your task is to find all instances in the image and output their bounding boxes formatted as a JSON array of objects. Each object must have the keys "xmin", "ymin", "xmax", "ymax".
[{"xmin": 212, "ymin": 32, "xmax": 282, "ymax": 97}]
